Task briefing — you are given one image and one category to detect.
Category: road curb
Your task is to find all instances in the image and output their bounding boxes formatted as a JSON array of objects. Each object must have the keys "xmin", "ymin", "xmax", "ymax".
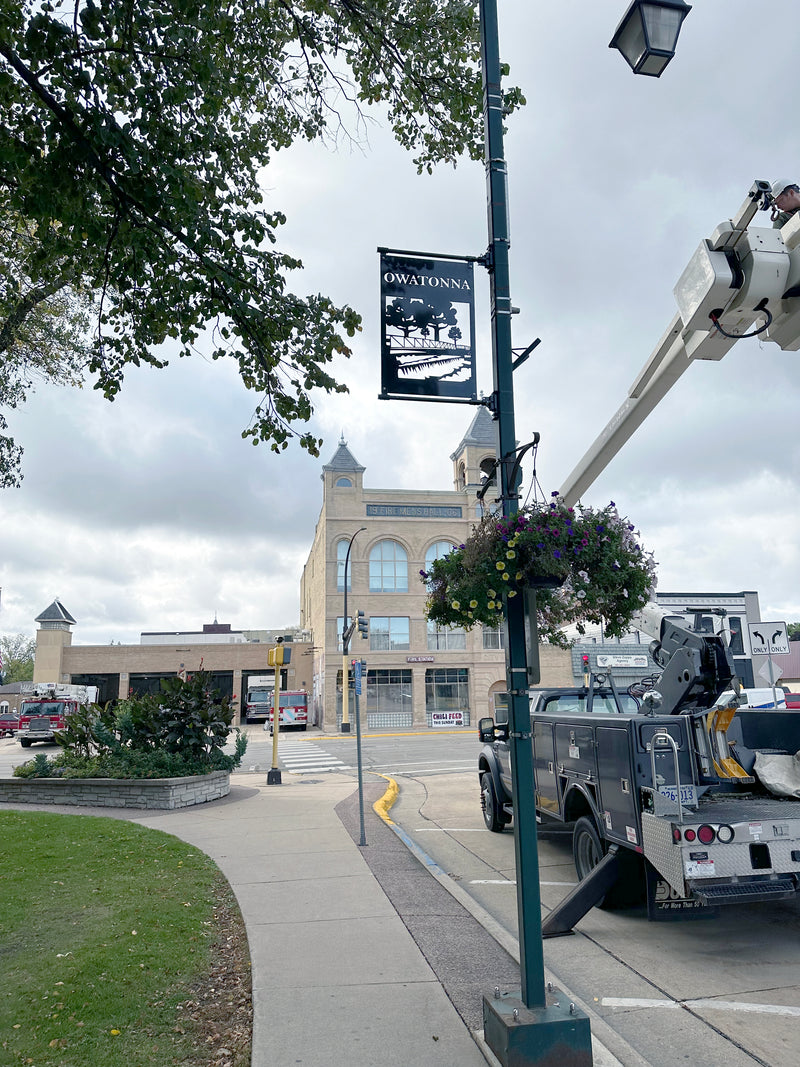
[{"xmin": 372, "ymin": 776, "xmax": 651, "ymax": 1067}]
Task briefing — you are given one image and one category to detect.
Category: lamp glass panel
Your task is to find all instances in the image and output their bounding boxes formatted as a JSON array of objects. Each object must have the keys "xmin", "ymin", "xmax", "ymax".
[
  {"xmin": 641, "ymin": 4, "xmax": 683, "ymax": 51},
  {"xmin": 639, "ymin": 52, "xmax": 671, "ymax": 75},
  {"xmin": 616, "ymin": 12, "xmax": 646, "ymax": 68}
]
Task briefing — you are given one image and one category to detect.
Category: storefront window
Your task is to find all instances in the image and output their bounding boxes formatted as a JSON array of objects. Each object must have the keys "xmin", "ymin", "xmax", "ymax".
[{"xmin": 425, "ymin": 667, "xmax": 470, "ymax": 726}]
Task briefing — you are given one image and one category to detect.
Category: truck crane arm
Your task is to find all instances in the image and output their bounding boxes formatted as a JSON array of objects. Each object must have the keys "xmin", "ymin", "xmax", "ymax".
[
  {"xmin": 630, "ymin": 603, "xmax": 737, "ymax": 715},
  {"xmin": 559, "ymin": 181, "xmax": 800, "ymax": 506}
]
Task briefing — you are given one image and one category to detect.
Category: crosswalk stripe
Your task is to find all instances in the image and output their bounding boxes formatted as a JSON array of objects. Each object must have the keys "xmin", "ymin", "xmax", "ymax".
[{"xmin": 276, "ymin": 742, "xmax": 349, "ymax": 774}]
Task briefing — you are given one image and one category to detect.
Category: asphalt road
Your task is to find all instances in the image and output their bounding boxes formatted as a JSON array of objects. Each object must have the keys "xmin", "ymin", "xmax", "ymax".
[{"xmin": 388, "ymin": 769, "xmax": 800, "ymax": 1067}]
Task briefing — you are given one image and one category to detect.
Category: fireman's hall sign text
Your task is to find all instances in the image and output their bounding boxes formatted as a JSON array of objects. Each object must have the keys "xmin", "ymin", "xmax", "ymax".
[{"xmin": 380, "ymin": 251, "xmax": 477, "ymax": 401}]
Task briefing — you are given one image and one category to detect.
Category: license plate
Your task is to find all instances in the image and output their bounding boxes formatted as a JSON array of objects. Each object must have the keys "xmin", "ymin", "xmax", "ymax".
[{"xmin": 659, "ymin": 784, "xmax": 697, "ymax": 806}]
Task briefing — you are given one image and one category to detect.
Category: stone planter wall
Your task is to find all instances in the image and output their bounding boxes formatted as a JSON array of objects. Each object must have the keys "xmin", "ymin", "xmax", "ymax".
[{"xmin": 0, "ymin": 770, "xmax": 230, "ymax": 810}]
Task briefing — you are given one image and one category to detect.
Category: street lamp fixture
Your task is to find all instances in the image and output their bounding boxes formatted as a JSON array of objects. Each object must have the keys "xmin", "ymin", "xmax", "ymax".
[
  {"xmin": 341, "ymin": 527, "xmax": 366, "ymax": 733},
  {"xmin": 609, "ymin": 0, "xmax": 692, "ymax": 77}
]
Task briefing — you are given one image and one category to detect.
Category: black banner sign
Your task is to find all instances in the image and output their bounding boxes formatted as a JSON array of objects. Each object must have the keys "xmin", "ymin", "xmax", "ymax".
[{"xmin": 380, "ymin": 252, "xmax": 477, "ymax": 401}]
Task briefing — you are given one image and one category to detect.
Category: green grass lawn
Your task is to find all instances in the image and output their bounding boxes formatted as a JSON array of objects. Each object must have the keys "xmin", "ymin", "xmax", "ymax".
[{"xmin": 0, "ymin": 810, "xmax": 250, "ymax": 1066}]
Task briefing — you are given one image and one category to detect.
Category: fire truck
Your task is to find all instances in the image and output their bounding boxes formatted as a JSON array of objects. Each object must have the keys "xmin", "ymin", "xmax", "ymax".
[
  {"xmin": 244, "ymin": 677, "xmax": 308, "ymax": 730},
  {"xmin": 478, "ymin": 604, "xmax": 800, "ymax": 929},
  {"xmin": 17, "ymin": 683, "xmax": 99, "ymax": 747}
]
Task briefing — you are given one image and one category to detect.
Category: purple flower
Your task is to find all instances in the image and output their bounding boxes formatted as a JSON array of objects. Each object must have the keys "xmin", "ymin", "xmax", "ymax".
[
  {"xmin": 551, "ymin": 490, "xmax": 560, "ymax": 497},
  {"xmin": 553, "ymin": 549, "xmax": 562, "ymax": 559},
  {"xmin": 596, "ymin": 524, "xmax": 605, "ymax": 532}
]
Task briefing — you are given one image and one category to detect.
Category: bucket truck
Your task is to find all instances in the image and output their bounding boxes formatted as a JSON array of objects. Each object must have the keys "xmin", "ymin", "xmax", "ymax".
[{"xmin": 478, "ymin": 601, "xmax": 800, "ymax": 929}]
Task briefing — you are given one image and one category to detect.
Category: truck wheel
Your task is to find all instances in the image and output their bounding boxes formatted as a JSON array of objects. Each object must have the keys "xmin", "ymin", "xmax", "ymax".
[
  {"xmin": 20, "ymin": 738, "xmax": 31, "ymax": 748},
  {"xmin": 573, "ymin": 816, "xmax": 644, "ymax": 910},
  {"xmin": 481, "ymin": 772, "xmax": 509, "ymax": 833}
]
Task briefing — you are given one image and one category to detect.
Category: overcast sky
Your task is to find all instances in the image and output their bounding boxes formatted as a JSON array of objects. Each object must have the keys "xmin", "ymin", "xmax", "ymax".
[{"xmin": 3, "ymin": 0, "xmax": 800, "ymax": 646}]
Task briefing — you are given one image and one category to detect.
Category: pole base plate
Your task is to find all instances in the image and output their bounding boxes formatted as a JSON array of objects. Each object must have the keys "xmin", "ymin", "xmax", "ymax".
[
  {"xmin": 483, "ymin": 988, "xmax": 592, "ymax": 1067},
  {"xmin": 266, "ymin": 769, "xmax": 282, "ymax": 785}
]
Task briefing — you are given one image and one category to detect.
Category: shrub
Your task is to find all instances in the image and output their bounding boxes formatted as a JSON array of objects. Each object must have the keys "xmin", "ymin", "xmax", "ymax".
[{"xmin": 14, "ymin": 672, "xmax": 247, "ymax": 779}]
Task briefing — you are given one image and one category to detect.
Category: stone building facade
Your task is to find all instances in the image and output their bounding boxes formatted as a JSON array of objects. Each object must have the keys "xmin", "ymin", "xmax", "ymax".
[{"xmin": 300, "ymin": 408, "xmax": 572, "ymax": 731}]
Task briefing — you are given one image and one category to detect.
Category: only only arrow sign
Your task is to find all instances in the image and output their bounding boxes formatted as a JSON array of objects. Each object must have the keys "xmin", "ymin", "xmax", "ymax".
[{"xmin": 748, "ymin": 621, "xmax": 790, "ymax": 656}]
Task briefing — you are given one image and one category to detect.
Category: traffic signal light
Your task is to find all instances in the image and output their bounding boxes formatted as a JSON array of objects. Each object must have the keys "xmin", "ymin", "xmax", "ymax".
[
  {"xmin": 357, "ymin": 610, "xmax": 368, "ymax": 639},
  {"xmin": 268, "ymin": 643, "xmax": 284, "ymax": 667}
]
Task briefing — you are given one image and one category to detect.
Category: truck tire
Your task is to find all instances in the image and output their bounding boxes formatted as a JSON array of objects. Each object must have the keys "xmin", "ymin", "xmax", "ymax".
[
  {"xmin": 20, "ymin": 738, "xmax": 31, "ymax": 748},
  {"xmin": 572, "ymin": 816, "xmax": 644, "ymax": 910},
  {"xmin": 481, "ymin": 772, "xmax": 509, "ymax": 833}
]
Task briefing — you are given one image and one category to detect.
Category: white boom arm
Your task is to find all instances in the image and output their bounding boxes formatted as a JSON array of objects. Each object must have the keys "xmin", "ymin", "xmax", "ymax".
[{"xmin": 560, "ymin": 181, "xmax": 800, "ymax": 507}]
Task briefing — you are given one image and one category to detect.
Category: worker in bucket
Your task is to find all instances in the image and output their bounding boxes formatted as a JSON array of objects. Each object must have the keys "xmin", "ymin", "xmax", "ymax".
[{"xmin": 771, "ymin": 178, "xmax": 800, "ymax": 228}]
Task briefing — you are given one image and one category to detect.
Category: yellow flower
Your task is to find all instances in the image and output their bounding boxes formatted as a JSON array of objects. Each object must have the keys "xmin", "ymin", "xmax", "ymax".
[
  {"xmin": 110, "ymin": 1029, "xmax": 121, "ymax": 1036},
  {"xmin": 469, "ymin": 599, "xmax": 478, "ymax": 608},
  {"xmin": 502, "ymin": 573, "xmax": 510, "ymax": 581},
  {"xmin": 508, "ymin": 590, "xmax": 517, "ymax": 598},
  {"xmin": 506, "ymin": 550, "xmax": 516, "ymax": 559},
  {"xmin": 487, "ymin": 588, "xmax": 496, "ymax": 597},
  {"xmin": 488, "ymin": 600, "xmax": 496, "ymax": 610},
  {"xmin": 496, "ymin": 561, "xmax": 505, "ymax": 571},
  {"xmin": 451, "ymin": 600, "xmax": 460, "ymax": 610},
  {"xmin": 516, "ymin": 571, "xmax": 523, "ymax": 580}
]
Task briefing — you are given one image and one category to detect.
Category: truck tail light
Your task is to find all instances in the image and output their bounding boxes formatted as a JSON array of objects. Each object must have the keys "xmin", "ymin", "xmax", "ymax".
[
  {"xmin": 683, "ymin": 828, "xmax": 696, "ymax": 841},
  {"xmin": 697, "ymin": 824, "xmax": 716, "ymax": 844},
  {"xmin": 716, "ymin": 825, "xmax": 734, "ymax": 843}
]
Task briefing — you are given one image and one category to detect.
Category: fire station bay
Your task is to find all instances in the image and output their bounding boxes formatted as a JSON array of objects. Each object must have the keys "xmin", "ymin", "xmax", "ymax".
[{"xmin": 25, "ymin": 408, "xmax": 768, "ymax": 731}]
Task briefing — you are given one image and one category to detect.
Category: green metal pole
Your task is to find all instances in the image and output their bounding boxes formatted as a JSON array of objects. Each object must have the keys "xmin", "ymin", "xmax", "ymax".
[{"xmin": 479, "ymin": 0, "xmax": 547, "ymax": 1010}]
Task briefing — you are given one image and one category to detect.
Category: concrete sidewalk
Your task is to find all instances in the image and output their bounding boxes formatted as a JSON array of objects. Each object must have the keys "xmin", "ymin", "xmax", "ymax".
[{"xmin": 133, "ymin": 773, "xmax": 490, "ymax": 1067}]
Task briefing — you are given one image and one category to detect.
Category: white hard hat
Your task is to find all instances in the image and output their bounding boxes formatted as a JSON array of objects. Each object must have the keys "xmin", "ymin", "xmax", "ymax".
[{"xmin": 772, "ymin": 178, "xmax": 795, "ymax": 199}]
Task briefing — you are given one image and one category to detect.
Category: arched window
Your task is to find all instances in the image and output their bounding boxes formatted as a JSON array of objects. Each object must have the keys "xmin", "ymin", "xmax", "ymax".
[
  {"xmin": 369, "ymin": 540, "xmax": 408, "ymax": 592},
  {"xmin": 480, "ymin": 456, "xmax": 497, "ymax": 488},
  {"xmin": 425, "ymin": 541, "xmax": 456, "ymax": 569},
  {"xmin": 336, "ymin": 539, "xmax": 352, "ymax": 592},
  {"xmin": 335, "ymin": 477, "xmax": 352, "ymax": 487}
]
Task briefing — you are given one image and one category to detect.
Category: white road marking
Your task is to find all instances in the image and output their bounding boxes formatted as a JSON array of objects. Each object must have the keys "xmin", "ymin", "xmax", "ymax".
[
  {"xmin": 415, "ymin": 828, "xmax": 488, "ymax": 832},
  {"xmin": 469, "ymin": 879, "xmax": 578, "ymax": 886},
  {"xmin": 602, "ymin": 998, "xmax": 800, "ymax": 1017},
  {"xmin": 371, "ymin": 759, "xmax": 475, "ymax": 769},
  {"xmin": 276, "ymin": 742, "xmax": 350, "ymax": 773}
]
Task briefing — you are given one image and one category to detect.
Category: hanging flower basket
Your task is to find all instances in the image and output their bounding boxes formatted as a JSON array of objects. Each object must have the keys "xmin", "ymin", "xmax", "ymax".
[{"xmin": 422, "ymin": 494, "xmax": 657, "ymax": 648}]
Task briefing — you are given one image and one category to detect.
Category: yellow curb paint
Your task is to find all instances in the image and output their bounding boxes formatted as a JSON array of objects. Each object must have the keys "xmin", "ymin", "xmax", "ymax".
[{"xmin": 371, "ymin": 773, "xmax": 399, "ymax": 825}]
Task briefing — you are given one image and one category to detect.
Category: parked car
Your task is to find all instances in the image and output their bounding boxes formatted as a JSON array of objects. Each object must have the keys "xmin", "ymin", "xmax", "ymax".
[{"xmin": 0, "ymin": 713, "xmax": 19, "ymax": 737}]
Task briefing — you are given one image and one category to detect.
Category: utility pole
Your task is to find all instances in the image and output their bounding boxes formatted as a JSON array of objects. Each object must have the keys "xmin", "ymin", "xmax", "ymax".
[
  {"xmin": 341, "ymin": 528, "xmax": 366, "ymax": 732},
  {"xmin": 478, "ymin": 0, "xmax": 592, "ymax": 1061}
]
